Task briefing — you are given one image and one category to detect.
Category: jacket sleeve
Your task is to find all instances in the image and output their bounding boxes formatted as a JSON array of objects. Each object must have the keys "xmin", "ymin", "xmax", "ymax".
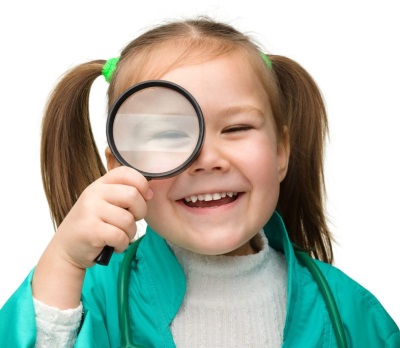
[
  {"xmin": 0, "ymin": 265, "xmax": 121, "ymax": 348},
  {"xmin": 74, "ymin": 258, "xmax": 122, "ymax": 347},
  {"xmin": 0, "ymin": 270, "xmax": 37, "ymax": 347}
]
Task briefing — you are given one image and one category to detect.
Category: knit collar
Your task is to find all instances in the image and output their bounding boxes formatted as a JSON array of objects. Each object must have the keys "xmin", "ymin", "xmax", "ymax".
[{"xmin": 167, "ymin": 232, "xmax": 271, "ymax": 278}]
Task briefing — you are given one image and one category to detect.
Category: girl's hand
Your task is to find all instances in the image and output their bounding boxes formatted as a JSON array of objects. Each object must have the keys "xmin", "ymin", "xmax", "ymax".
[
  {"xmin": 32, "ymin": 166, "xmax": 152, "ymax": 309},
  {"xmin": 53, "ymin": 166, "xmax": 152, "ymax": 269}
]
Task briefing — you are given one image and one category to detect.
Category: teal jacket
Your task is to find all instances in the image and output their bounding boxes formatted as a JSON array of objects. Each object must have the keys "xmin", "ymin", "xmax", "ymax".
[{"xmin": 1, "ymin": 212, "xmax": 399, "ymax": 347}]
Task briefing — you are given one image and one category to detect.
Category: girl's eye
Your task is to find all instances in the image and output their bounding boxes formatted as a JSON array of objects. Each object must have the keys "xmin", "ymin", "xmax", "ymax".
[
  {"xmin": 222, "ymin": 125, "xmax": 253, "ymax": 133},
  {"xmin": 153, "ymin": 130, "xmax": 190, "ymax": 139}
]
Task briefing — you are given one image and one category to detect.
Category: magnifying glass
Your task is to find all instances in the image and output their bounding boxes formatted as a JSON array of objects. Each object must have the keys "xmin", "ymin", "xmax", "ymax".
[{"xmin": 94, "ymin": 80, "xmax": 204, "ymax": 265}]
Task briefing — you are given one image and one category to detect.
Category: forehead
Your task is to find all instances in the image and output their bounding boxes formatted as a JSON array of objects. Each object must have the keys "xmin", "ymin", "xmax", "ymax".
[
  {"xmin": 160, "ymin": 51, "xmax": 269, "ymax": 106},
  {"xmin": 113, "ymin": 41, "xmax": 267, "ymax": 98}
]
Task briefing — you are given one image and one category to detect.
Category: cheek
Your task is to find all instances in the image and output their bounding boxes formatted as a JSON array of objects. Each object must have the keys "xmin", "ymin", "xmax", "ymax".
[
  {"xmin": 249, "ymin": 153, "xmax": 281, "ymax": 223},
  {"xmin": 147, "ymin": 180, "xmax": 169, "ymax": 207},
  {"xmin": 145, "ymin": 179, "xmax": 174, "ymax": 225},
  {"xmin": 239, "ymin": 136, "xmax": 281, "ymax": 179},
  {"xmin": 252, "ymin": 157, "xmax": 281, "ymax": 200},
  {"xmin": 259, "ymin": 149, "xmax": 281, "ymax": 180},
  {"xmin": 240, "ymin": 137, "xmax": 282, "ymax": 203}
]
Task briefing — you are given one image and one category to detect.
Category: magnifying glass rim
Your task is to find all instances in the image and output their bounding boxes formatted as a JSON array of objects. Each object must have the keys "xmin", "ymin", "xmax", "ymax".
[{"xmin": 106, "ymin": 80, "xmax": 205, "ymax": 179}]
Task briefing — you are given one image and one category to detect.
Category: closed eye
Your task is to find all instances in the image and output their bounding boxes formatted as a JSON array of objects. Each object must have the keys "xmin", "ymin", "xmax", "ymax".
[{"xmin": 222, "ymin": 125, "xmax": 253, "ymax": 133}]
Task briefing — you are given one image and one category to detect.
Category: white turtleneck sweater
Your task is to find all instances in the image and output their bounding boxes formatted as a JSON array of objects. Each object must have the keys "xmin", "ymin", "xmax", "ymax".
[
  {"xmin": 34, "ymin": 233, "xmax": 287, "ymax": 347},
  {"xmin": 169, "ymin": 233, "xmax": 287, "ymax": 347}
]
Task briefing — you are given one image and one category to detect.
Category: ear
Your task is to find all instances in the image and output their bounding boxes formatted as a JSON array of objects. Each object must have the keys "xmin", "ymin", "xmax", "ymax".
[
  {"xmin": 277, "ymin": 126, "xmax": 290, "ymax": 182},
  {"xmin": 105, "ymin": 147, "xmax": 121, "ymax": 171}
]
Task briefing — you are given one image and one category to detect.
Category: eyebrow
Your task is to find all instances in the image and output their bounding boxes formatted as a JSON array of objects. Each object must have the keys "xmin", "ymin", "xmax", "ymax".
[{"xmin": 217, "ymin": 105, "xmax": 265, "ymax": 118}]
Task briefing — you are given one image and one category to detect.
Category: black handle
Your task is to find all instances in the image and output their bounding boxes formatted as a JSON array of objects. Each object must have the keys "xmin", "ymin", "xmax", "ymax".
[{"xmin": 94, "ymin": 245, "xmax": 114, "ymax": 266}]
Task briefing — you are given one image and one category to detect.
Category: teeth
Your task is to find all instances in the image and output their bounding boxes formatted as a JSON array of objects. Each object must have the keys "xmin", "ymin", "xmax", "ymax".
[
  {"xmin": 190, "ymin": 195, "xmax": 198, "ymax": 203},
  {"xmin": 213, "ymin": 193, "xmax": 221, "ymax": 200},
  {"xmin": 204, "ymin": 194, "xmax": 213, "ymax": 201},
  {"xmin": 184, "ymin": 192, "xmax": 238, "ymax": 203}
]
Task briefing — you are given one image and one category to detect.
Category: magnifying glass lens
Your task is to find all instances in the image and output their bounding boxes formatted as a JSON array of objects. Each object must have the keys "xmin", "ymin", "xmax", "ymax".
[{"xmin": 108, "ymin": 81, "xmax": 204, "ymax": 178}]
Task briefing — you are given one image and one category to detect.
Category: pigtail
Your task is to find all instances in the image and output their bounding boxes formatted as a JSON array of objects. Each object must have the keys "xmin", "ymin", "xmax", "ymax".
[
  {"xmin": 40, "ymin": 60, "xmax": 107, "ymax": 227},
  {"xmin": 270, "ymin": 55, "xmax": 333, "ymax": 263}
]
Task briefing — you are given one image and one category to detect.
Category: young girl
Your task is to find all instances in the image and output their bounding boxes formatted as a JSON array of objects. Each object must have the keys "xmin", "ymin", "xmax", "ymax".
[{"xmin": 0, "ymin": 16, "xmax": 398, "ymax": 347}]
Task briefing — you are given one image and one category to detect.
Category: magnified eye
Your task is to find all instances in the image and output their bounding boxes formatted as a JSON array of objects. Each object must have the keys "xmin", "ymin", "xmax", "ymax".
[
  {"xmin": 149, "ymin": 129, "xmax": 192, "ymax": 150},
  {"xmin": 153, "ymin": 130, "xmax": 190, "ymax": 140}
]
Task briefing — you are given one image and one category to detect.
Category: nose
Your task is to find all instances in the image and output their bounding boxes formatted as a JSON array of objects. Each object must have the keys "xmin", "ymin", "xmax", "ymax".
[{"xmin": 187, "ymin": 135, "xmax": 230, "ymax": 175}]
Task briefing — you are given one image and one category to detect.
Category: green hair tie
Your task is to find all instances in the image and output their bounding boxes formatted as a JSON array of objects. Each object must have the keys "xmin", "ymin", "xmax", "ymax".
[
  {"xmin": 102, "ymin": 57, "xmax": 120, "ymax": 83},
  {"xmin": 260, "ymin": 52, "xmax": 272, "ymax": 69}
]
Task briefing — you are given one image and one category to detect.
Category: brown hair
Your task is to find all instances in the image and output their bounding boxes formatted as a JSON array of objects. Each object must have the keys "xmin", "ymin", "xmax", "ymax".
[{"xmin": 41, "ymin": 16, "xmax": 333, "ymax": 263}]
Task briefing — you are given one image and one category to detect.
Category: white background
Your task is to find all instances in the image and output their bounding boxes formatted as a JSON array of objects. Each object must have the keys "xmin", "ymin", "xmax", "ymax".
[{"xmin": 1, "ymin": 0, "xmax": 399, "ymax": 326}]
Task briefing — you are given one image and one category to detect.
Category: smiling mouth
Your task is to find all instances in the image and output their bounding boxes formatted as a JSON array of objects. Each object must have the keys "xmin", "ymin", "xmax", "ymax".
[{"xmin": 182, "ymin": 192, "xmax": 239, "ymax": 208}]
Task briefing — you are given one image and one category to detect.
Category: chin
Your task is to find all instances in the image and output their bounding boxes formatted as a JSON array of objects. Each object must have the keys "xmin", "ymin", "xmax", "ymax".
[{"xmin": 182, "ymin": 235, "xmax": 254, "ymax": 256}]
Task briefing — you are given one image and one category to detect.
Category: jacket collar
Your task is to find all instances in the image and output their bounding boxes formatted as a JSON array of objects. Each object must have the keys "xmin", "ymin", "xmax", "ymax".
[
  {"xmin": 136, "ymin": 210, "xmax": 302, "ymax": 345},
  {"xmin": 262, "ymin": 211, "xmax": 301, "ymax": 340}
]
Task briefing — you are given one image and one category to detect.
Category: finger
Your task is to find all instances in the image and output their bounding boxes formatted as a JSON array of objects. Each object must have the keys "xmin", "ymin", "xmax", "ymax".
[
  {"xmin": 99, "ymin": 184, "xmax": 148, "ymax": 220},
  {"xmin": 100, "ymin": 166, "xmax": 153, "ymax": 200},
  {"xmin": 96, "ymin": 223, "xmax": 131, "ymax": 254},
  {"xmin": 99, "ymin": 203, "xmax": 138, "ymax": 241}
]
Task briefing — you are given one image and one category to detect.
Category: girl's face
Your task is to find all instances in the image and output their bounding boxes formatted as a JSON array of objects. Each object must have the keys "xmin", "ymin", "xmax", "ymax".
[{"xmin": 116, "ymin": 51, "xmax": 289, "ymax": 256}]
